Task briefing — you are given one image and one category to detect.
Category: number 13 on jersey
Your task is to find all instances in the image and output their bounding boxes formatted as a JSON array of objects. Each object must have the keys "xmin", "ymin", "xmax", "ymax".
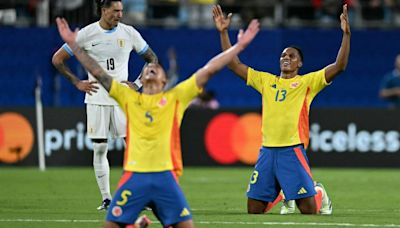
[{"xmin": 275, "ymin": 89, "xmax": 287, "ymax": 102}]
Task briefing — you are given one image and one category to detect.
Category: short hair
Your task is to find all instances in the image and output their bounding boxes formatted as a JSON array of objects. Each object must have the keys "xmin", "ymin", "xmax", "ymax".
[
  {"xmin": 95, "ymin": 0, "xmax": 121, "ymax": 17},
  {"xmin": 288, "ymin": 45, "xmax": 304, "ymax": 63}
]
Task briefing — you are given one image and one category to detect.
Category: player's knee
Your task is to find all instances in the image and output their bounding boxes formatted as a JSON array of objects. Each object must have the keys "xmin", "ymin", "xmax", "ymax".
[
  {"xmin": 297, "ymin": 203, "xmax": 317, "ymax": 214},
  {"xmin": 247, "ymin": 198, "xmax": 267, "ymax": 214},
  {"xmin": 247, "ymin": 205, "xmax": 265, "ymax": 214}
]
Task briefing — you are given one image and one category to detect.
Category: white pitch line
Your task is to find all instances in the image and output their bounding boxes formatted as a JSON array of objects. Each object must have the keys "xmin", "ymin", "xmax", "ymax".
[{"xmin": 1, "ymin": 219, "xmax": 400, "ymax": 227}]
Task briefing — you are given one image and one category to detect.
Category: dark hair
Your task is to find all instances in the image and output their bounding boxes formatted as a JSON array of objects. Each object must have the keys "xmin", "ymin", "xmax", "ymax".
[
  {"xmin": 288, "ymin": 45, "xmax": 304, "ymax": 63},
  {"xmin": 96, "ymin": 0, "xmax": 121, "ymax": 16}
]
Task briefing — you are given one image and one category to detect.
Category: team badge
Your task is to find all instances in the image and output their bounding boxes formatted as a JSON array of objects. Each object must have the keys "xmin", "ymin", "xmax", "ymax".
[
  {"xmin": 117, "ymin": 39, "xmax": 125, "ymax": 48},
  {"xmin": 158, "ymin": 97, "xmax": 167, "ymax": 107},
  {"xmin": 112, "ymin": 206, "xmax": 123, "ymax": 217},
  {"xmin": 290, "ymin": 82, "xmax": 300, "ymax": 88}
]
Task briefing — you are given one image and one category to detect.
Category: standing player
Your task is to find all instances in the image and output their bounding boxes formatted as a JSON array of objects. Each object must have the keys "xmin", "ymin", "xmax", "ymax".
[
  {"xmin": 52, "ymin": 0, "xmax": 158, "ymax": 210},
  {"xmin": 213, "ymin": 4, "xmax": 351, "ymax": 214},
  {"xmin": 56, "ymin": 16, "xmax": 259, "ymax": 227}
]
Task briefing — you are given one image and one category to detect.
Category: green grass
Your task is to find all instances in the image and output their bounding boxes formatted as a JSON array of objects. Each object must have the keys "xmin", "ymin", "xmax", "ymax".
[{"xmin": 1, "ymin": 167, "xmax": 400, "ymax": 227}]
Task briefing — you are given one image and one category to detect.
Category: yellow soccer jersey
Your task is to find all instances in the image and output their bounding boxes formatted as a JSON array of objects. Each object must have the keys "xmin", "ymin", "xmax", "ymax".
[
  {"xmin": 109, "ymin": 75, "xmax": 201, "ymax": 175},
  {"xmin": 247, "ymin": 67, "xmax": 329, "ymax": 148}
]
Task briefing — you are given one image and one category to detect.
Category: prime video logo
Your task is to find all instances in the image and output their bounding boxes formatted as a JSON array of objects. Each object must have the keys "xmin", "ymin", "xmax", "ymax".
[
  {"xmin": 310, "ymin": 123, "xmax": 400, "ymax": 153},
  {"xmin": 44, "ymin": 122, "xmax": 125, "ymax": 156}
]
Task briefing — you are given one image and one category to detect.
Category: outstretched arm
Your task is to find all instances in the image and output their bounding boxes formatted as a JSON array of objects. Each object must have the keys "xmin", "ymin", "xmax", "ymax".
[
  {"xmin": 55, "ymin": 17, "xmax": 113, "ymax": 92},
  {"xmin": 195, "ymin": 19, "xmax": 260, "ymax": 88},
  {"xmin": 213, "ymin": 5, "xmax": 250, "ymax": 81},
  {"xmin": 325, "ymin": 4, "xmax": 351, "ymax": 83}
]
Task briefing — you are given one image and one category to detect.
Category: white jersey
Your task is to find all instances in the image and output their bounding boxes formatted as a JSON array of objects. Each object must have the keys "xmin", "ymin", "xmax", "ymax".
[{"xmin": 63, "ymin": 21, "xmax": 148, "ymax": 105}]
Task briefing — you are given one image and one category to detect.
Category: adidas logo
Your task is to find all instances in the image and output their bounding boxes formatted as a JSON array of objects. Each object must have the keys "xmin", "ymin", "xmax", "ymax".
[
  {"xmin": 180, "ymin": 208, "xmax": 191, "ymax": 217},
  {"xmin": 297, "ymin": 187, "xmax": 307, "ymax": 195}
]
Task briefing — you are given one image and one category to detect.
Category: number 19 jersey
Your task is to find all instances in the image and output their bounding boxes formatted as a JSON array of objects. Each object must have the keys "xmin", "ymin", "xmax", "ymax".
[
  {"xmin": 247, "ymin": 67, "xmax": 329, "ymax": 148},
  {"xmin": 63, "ymin": 22, "xmax": 149, "ymax": 105}
]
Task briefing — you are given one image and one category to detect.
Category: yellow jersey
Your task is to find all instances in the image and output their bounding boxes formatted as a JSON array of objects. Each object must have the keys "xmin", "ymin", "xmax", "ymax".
[
  {"xmin": 247, "ymin": 67, "xmax": 329, "ymax": 148},
  {"xmin": 109, "ymin": 75, "xmax": 201, "ymax": 176}
]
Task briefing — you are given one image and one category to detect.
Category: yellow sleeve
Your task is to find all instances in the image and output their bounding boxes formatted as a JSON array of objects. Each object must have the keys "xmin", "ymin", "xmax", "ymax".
[
  {"xmin": 246, "ymin": 67, "xmax": 276, "ymax": 94},
  {"xmin": 173, "ymin": 74, "xmax": 202, "ymax": 109},
  {"xmin": 304, "ymin": 69, "xmax": 330, "ymax": 99},
  {"xmin": 109, "ymin": 80, "xmax": 139, "ymax": 113}
]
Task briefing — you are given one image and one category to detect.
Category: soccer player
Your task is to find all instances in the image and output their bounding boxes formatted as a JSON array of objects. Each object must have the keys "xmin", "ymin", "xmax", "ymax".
[
  {"xmin": 51, "ymin": 0, "xmax": 158, "ymax": 210},
  {"xmin": 212, "ymin": 4, "xmax": 351, "ymax": 214},
  {"xmin": 56, "ymin": 15, "xmax": 260, "ymax": 228}
]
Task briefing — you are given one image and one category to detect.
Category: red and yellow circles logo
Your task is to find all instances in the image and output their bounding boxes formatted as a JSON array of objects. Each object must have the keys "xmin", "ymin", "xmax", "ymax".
[
  {"xmin": 205, "ymin": 112, "xmax": 262, "ymax": 165},
  {"xmin": 0, "ymin": 112, "xmax": 34, "ymax": 164}
]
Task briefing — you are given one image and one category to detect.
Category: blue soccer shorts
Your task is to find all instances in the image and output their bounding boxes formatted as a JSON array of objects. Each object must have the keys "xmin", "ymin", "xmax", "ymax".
[
  {"xmin": 106, "ymin": 171, "xmax": 192, "ymax": 226},
  {"xmin": 246, "ymin": 144, "xmax": 316, "ymax": 201}
]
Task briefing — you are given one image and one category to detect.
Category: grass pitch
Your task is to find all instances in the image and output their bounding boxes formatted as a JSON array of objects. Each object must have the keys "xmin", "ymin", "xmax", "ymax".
[{"xmin": 0, "ymin": 167, "xmax": 399, "ymax": 228}]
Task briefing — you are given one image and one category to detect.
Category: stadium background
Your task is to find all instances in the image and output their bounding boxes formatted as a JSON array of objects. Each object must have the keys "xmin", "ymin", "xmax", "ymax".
[
  {"xmin": 1, "ymin": 0, "xmax": 399, "ymax": 167},
  {"xmin": 1, "ymin": 1, "xmax": 400, "ymax": 227}
]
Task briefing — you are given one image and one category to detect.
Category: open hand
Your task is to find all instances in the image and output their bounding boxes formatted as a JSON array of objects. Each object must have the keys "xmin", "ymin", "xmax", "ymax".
[
  {"xmin": 212, "ymin": 5, "xmax": 232, "ymax": 32},
  {"xmin": 56, "ymin": 17, "xmax": 79, "ymax": 45},
  {"xmin": 76, "ymin": 80, "xmax": 99, "ymax": 95},
  {"xmin": 340, "ymin": 4, "xmax": 351, "ymax": 35},
  {"xmin": 237, "ymin": 19, "xmax": 260, "ymax": 49}
]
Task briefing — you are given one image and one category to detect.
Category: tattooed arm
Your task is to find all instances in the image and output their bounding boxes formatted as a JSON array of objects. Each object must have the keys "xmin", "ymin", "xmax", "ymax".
[{"xmin": 56, "ymin": 17, "xmax": 113, "ymax": 91}]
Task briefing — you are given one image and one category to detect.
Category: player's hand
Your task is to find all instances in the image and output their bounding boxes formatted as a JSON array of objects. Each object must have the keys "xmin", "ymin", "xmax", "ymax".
[
  {"xmin": 340, "ymin": 4, "xmax": 351, "ymax": 35},
  {"xmin": 56, "ymin": 17, "xmax": 79, "ymax": 45},
  {"xmin": 212, "ymin": 5, "xmax": 232, "ymax": 32},
  {"xmin": 121, "ymin": 81, "xmax": 140, "ymax": 90},
  {"xmin": 75, "ymin": 80, "xmax": 99, "ymax": 95},
  {"xmin": 237, "ymin": 19, "xmax": 260, "ymax": 49}
]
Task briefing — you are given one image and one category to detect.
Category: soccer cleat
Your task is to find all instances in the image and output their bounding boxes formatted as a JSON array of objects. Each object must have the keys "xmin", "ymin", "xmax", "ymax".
[
  {"xmin": 135, "ymin": 215, "xmax": 152, "ymax": 228},
  {"xmin": 315, "ymin": 182, "xmax": 333, "ymax": 215},
  {"xmin": 280, "ymin": 200, "xmax": 295, "ymax": 215},
  {"xmin": 97, "ymin": 199, "xmax": 111, "ymax": 211}
]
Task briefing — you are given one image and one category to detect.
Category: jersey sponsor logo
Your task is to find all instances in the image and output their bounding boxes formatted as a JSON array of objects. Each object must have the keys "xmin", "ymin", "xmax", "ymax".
[
  {"xmin": 145, "ymin": 111, "xmax": 154, "ymax": 124},
  {"xmin": 290, "ymin": 82, "xmax": 300, "ymax": 88},
  {"xmin": 117, "ymin": 190, "xmax": 132, "ymax": 206},
  {"xmin": 297, "ymin": 187, "xmax": 307, "ymax": 194},
  {"xmin": 117, "ymin": 39, "xmax": 125, "ymax": 48},
  {"xmin": 158, "ymin": 97, "xmax": 167, "ymax": 107},
  {"xmin": 112, "ymin": 206, "xmax": 123, "ymax": 217},
  {"xmin": 180, "ymin": 208, "xmax": 191, "ymax": 217},
  {"xmin": 91, "ymin": 42, "xmax": 102, "ymax": 47}
]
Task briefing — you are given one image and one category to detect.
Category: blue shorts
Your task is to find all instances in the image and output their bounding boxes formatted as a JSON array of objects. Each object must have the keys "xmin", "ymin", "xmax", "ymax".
[
  {"xmin": 106, "ymin": 171, "xmax": 192, "ymax": 226},
  {"xmin": 246, "ymin": 145, "xmax": 316, "ymax": 201}
]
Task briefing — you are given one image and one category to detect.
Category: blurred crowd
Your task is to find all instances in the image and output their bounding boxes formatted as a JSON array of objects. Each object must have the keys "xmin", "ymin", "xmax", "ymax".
[{"xmin": 1, "ymin": 0, "xmax": 400, "ymax": 28}]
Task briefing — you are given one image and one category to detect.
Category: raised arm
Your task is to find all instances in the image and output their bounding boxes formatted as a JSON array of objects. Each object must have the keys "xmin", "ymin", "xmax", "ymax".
[
  {"xmin": 56, "ymin": 17, "xmax": 113, "ymax": 92},
  {"xmin": 213, "ymin": 5, "xmax": 250, "ymax": 81},
  {"xmin": 324, "ymin": 4, "xmax": 351, "ymax": 83},
  {"xmin": 195, "ymin": 19, "xmax": 260, "ymax": 88},
  {"xmin": 52, "ymin": 45, "xmax": 99, "ymax": 95}
]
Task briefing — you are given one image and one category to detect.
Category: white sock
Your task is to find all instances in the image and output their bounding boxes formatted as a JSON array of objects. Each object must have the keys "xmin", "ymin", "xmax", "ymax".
[{"xmin": 93, "ymin": 142, "xmax": 112, "ymax": 201}]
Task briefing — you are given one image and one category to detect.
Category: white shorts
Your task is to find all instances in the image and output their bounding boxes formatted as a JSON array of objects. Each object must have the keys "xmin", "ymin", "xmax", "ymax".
[{"xmin": 86, "ymin": 104, "xmax": 126, "ymax": 139}]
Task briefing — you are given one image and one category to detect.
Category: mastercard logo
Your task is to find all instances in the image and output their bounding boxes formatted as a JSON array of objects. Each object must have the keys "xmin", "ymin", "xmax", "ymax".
[
  {"xmin": 205, "ymin": 112, "xmax": 262, "ymax": 165},
  {"xmin": 0, "ymin": 112, "xmax": 34, "ymax": 164}
]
